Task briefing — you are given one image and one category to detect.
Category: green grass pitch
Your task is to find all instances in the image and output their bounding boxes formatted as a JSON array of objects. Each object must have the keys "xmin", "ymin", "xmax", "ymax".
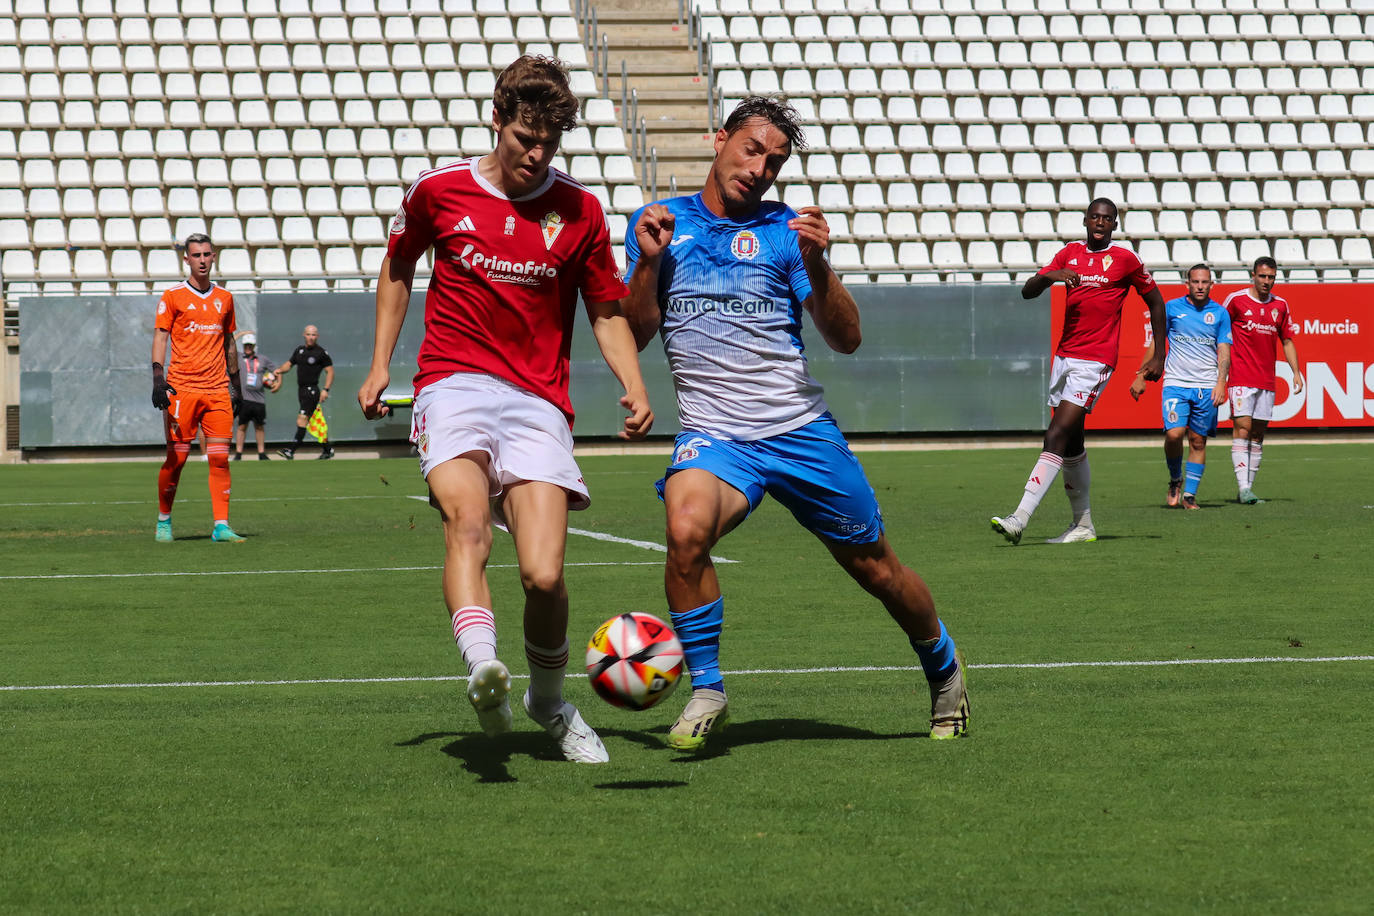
[{"xmin": 2, "ymin": 443, "xmax": 1371, "ymax": 913}]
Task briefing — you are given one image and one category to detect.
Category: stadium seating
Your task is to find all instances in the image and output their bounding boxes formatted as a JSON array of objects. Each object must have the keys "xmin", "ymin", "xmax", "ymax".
[{"xmin": 3, "ymin": 1, "xmax": 1374, "ymax": 292}]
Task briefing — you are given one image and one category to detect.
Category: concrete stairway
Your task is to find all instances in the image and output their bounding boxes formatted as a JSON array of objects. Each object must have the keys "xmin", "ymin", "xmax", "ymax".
[{"xmin": 578, "ymin": 0, "xmax": 716, "ymax": 198}]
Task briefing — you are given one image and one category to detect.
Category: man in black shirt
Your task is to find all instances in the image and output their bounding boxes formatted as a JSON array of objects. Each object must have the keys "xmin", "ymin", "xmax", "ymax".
[{"xmin": 275, "ymin": 324, "xmax": 335, "ymax": 459}]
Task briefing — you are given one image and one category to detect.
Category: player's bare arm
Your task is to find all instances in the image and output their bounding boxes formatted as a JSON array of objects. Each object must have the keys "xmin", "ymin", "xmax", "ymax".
[
  {"xmin": 223, "ymin": 327, "xmax": 242, "ymax": 413},
  {"xmin": 1022, "ymin": 269, "xmax": 1081, "ymax": 299},
  {"xmin": 1213, "ymin": 342, "xmax": 1232, "ymax": 406},
  {"xmin": 1129, "ymin": 340, "xmax": 1156, "ymax": 401},
  {"xmin": 359, "ymin": 255, "xmax": 416, "ymax": 420},
  {"xmin": 151, "ymin": 327, "xmax": 175, "ymax": 410},
  {"xmin": 1282, "ymin": 339, "xmax": 1304, "ymax": 394},
  {"xmin": 320, "ymin": 364, "xmax": 335, "ymax": 403},
  {"xmin": 1141, "ymin": 288, "xmax": 1167, "ymax": 381},
  {"xmin": 624, "ymin": 204, "xmax": 675, "ymax": 351},
  {"xmin": 792, "ymin": 206, "xmax": 861, "ymax": 354},
  {"xmin": 586, "ymin": 298, "xmax": 654, "ymax": 440}
]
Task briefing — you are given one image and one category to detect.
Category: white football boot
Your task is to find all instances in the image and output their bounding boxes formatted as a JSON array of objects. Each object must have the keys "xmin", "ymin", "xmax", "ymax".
[
  {"xmin": 466, "ymin": 659, "xmax": 512, "ymax": 736},
  {"xmin": 1046, "ymin": 523, "xmax": 1097, "ymax": 544},
  {"xmin": 523, "ymin": 692, "xmax": 609, "ymax": 763},
  {"xmin": 990, "ymin": 515, "xmax": 1025, "ymax": 545}
]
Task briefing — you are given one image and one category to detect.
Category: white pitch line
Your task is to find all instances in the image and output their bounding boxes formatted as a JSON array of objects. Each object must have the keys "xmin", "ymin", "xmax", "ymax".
[
  {"xmin": 0, "ymin": 495, "xmax": 417, "ymax": 508},
  {"xmin": 4, "ymin": 655, "xmax": 1370, "ymax": 692},
  {"xmin": 0, "ymin": 561, "xmax": 663, "ymax": 581},
  {"xmin": 405, "ymin": 494, "xmax": 736, "ymax": 563}
]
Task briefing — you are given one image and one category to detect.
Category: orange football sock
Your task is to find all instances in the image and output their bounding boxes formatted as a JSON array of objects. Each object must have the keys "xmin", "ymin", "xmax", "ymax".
[
  {"xmin": 206, "ymin": 441, "xmax": 232, "ymax": 521},
  {"xmin": 158, "ymin": 441, "xmax": 192, "ymax": 515}
]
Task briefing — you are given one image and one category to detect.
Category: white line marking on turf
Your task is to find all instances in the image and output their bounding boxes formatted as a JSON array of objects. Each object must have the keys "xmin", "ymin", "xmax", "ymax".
[
  {"xmin": 5, "ymin": 656, "xmax": 1370, "ymax": 692},
  {"xmin": 0, "ymin": 561, "xmax": 663, "ymax": 581},
  {"xmin": 0, "ymin": 495, "xmax": 418, "ymax": 508},
  {"xmin": 405, "ymin": 494, "xmax": 736, "ymax": 563}
]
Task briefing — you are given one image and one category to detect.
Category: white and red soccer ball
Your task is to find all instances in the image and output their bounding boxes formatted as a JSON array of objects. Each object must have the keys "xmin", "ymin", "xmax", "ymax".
[{"xmin": 586, "ymin": 612, "xmax": 684, "ymax": 710}]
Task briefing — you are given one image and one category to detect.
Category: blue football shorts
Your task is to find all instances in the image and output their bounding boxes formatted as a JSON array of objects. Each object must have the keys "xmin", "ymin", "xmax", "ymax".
[
  {"xmin": 655, "ymin": 413, "xmax": 885, "ymax": 545},
  {"xmin": 1162, "ymin": 385, "xmax": 1219, "ymax": 436}
]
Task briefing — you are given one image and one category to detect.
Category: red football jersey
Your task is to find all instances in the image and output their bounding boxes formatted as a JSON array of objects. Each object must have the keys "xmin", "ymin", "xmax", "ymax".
[
  {"xmin": 1224, "ymin": 289, "xmax": 1297, "ymax": 391},
  {"xmin": 386, "ymin": 158, "xmax": 629, "ymax": 424},
  {"xmin": 1041, "ymin": 240, "xmax": 1158, "ymax": 367}
]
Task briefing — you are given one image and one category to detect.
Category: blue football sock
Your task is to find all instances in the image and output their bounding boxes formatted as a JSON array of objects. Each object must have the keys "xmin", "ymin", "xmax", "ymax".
[
  {"xmin": 910, "ymin": 619, "xmax": 959, "ymax": 683},
  {"xmin": 1184, "ymin": 461, "xmax": 1205, "ymax": 496},
  {"xmin": 1167, "ymin": 454, "xmax": 1183, "ymax": 481},
  {"xmin": 670, "ymin": 597, "xmax": 725, "ymax": 693}
]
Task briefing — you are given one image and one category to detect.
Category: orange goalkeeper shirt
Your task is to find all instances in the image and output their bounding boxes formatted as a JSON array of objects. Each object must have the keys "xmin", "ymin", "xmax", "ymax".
[{"xmin": 155, "ymin": 281, "xmax": 237, "ymax": 392}]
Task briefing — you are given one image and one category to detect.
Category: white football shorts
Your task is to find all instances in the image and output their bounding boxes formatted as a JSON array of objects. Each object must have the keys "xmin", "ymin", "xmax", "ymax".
[
  {"xmin": 1047, "ymin": 356, "xmax": 1114, "ymax": 412},
  {"xmin": 411, "ymin": 372, "xmax": 590, "ymax": 511},
  {"xmin": 1228, "ymin": 385, "xmax": 1275, "ymax": 422}
]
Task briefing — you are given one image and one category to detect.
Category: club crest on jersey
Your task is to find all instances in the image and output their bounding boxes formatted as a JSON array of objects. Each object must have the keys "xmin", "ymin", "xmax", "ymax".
[
  {"xmin": 730, "ymin": 229, "xmax": 760, "ymax": 261},
  {"xmin": 541, "ymin": 212, "xmax": 564, "ymax": 249},
  {"xmin": 504, "ymin": 215, "xmax": 516, "ymax": 236},
  {"xmin": 1101, "ymin": 254, "xmax": 1113, "ymax": 271},
  {"xmin": 1204, "ymin": 312, "xmax": 1215, "ymax": 324},
  {"xmin": 1272, "ymin": 308, "xmax": 1279, "ymax": 321},
  {"xmin": 390, "ymin": 205, "xmax": 406, "ymax": 235}
]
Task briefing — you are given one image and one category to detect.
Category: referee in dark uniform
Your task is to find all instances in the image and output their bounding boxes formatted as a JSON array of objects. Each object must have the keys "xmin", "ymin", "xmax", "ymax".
[{"xmin": 275, "ymin": 324, "xmax": 335, "ymax": 460}]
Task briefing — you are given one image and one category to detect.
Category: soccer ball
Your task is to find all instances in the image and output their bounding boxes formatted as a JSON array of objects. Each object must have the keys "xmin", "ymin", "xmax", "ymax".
[
  {"xmin": 586, "ymin": 612, "xmax": 684, "ymax": 710},
  {"xmin": 263, "ymin": 371, "xmax": 277, "ymax": 387}
]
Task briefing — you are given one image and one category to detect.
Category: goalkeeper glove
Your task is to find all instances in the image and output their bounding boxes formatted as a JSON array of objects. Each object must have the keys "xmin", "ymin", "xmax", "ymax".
[{"xmin": 151, "ymin": 362, "xmax": 176, "ymax": 410}]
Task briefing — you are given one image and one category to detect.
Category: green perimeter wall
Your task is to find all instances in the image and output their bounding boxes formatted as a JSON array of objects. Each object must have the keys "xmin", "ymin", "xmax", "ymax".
[{"xmin": 17, "ymin": 284, "xmax": 1048, "ymax": 448}]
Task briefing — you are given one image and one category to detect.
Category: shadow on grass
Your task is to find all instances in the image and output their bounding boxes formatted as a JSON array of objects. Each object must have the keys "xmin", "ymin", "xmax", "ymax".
[
  {"xmin": 398, "ymin": 728, "xmax": 686, "ymax": 783},
  {"xmin": 396, "ymin": 730, "xmax": 528, "ymax": 783},
  {"xmin": 655, "ymin": 717, "xmax": 925, "ymax": 761},
  {"xmin": 1012, "ymin": 534, "xmax": 1151, "ymax": 545},
  {"xmin": 593, "ymin": 779, "xmax": 689, "ymax": 790},
  {"xmin": 396, "ymin": 719, "xmax": 925, "ymax": 779}
]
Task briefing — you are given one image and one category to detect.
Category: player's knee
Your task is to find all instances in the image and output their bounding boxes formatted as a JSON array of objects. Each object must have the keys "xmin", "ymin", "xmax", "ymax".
[
  {"xmin": 664, "ymin": 510, "xmax": 716, "ymax": 565},
  {"xmin": 518, "ymin": 564, "xmax": 565, "ymax": 601},
  {"xmin": 851, "ymin": 551, "xmax": 902, "ymax": 596},
  {"xmin": 441, "ymin": 514, "xmax": 492, "ymax": 557}
]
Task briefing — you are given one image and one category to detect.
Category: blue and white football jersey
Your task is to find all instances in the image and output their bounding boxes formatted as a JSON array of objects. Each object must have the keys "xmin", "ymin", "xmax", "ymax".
[
  {"xmin": 625, "ymin": 193, "xmax": 828, "ymax": 441},
  {"xmin": 1149, "ymin": 296, "xmax": 1233, "ymax": 387}
]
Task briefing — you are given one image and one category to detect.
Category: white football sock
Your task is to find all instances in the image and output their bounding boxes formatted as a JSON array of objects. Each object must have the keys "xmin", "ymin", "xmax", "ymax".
[
  {"xmin": 1061, "ymin": 451, "xmax": 1092, "ymax": 528},
  {"xmin": 452, "ymin": 605, "xmax": 497, "ymax": 673},
  {"xmin": 525, "ymin": 638, "xmax": 569, "ymax": 713},
  {"xmin": 1247, "ymin": 441, "xmax": 1263, "ymax": 489},
  {"xmin": 1013, "ymin": 451, "xmax": 1064, "ymax": 524},
  {"xmin": 1231, "ymin": 441, "xmax": 1249, "ymax": 491}
]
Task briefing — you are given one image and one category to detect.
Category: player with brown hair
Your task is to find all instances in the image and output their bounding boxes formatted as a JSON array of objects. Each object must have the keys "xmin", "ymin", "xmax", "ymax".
[
  {"xmin": 151, "ymin": 233, "xmax": 244, "ymax": 542},
  {"xmin": 357, "ymin": 56, "xmax": 653, "ymax": 763}
]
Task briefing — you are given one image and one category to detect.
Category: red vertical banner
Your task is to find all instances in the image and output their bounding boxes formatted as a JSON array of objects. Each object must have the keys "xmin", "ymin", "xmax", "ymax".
[{"xmin": 1050, "ymin": 283, "xmax": 1374, "ymax": 430}]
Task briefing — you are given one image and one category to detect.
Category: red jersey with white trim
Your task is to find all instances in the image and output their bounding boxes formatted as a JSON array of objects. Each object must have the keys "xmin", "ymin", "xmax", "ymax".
[
  {"xmin": 386, "ymin": 158, "xmax": 628, "ymax": 424},
  {"xmin": 1041, "ymin": 240, "xmax": 1158, "ymax": 368},
  {"xmin": 1224, "ymin": 289, "xmax": 1297, "ymax": 391},
  {"xmin": 154, "ymin": 281, "xmax": 236, "ymax": 392}
]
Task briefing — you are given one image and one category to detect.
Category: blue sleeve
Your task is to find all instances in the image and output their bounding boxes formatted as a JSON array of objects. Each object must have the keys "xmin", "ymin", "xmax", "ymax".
[
  {"xmin": 782, "ymin": 217, "xmax": 812, "ymax": 303},
  {"xmin": 1217, "ymin": 306, "xmax": 1233, "ymax": 345},
  {"xmin": 623, "ymin": 204, "xmax": 646, "ymax": 282}
]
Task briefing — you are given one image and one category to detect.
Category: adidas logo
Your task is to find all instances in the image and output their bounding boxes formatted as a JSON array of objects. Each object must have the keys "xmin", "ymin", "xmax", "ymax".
[{"xmin": 453, "ymin": 215, "xmax": 476, "ymax": 232}]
